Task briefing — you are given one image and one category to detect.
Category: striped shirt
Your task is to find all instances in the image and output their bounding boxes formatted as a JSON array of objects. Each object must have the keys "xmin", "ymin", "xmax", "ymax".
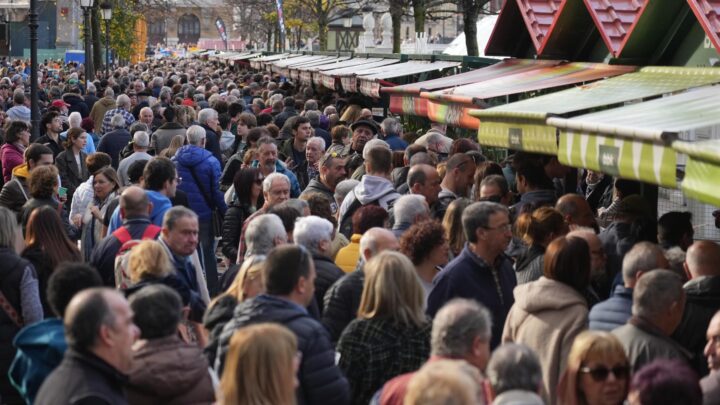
[{"xmin": 101, "ymin": 107, "xmax": 135, "ymax": 135}]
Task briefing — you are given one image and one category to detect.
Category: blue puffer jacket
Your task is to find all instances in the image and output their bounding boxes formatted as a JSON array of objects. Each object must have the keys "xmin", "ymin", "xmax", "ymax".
[
  {"xmin": 213, "ymin": 294, "xmax": 350, "ymax": 405},
  {"xmin": 173, "ymin": 145, "xmax": 227, "ymax": 220},
  {"xmin": 588, "ymin": 285, "xmax": 633, "ymax": 332},
  {"xmin": 251, "ymin": 160, "xmax": 302, "ymax": 198}
]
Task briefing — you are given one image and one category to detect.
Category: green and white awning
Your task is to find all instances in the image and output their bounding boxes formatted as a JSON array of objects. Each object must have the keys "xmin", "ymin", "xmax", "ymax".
[{"xmin": 674, "ymin": 140, "xmax": 720, "ymax": 207}]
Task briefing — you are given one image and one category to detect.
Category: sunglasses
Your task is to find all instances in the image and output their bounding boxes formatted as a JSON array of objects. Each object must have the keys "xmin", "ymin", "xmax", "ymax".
[{"xmin": 580, "ymin": 365, "xmax": 630, "ymax": 382}]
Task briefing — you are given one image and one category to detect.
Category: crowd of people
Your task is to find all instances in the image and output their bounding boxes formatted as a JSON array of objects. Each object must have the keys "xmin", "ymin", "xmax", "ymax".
[{"xmin": 0, "ymin": 56, "xmax": 718, "ymax": 405}]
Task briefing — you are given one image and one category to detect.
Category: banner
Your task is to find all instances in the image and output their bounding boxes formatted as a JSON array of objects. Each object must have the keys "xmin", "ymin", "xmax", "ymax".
[
  {"xmin": 215, "ymin": 17, "xmax": 228, "ymax": 50},
  {"xmin": 276, "ymin": 0, "xmax": 286, "ymax": 51}
]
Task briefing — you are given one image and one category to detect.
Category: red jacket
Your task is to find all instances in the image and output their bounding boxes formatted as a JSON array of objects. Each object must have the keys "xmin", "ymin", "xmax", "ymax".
[{"xmin": 1, "ymin": 143, "xmax": 24, "ymax": 183}]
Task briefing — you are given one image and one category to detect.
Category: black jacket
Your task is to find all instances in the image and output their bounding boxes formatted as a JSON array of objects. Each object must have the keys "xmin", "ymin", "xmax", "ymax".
[
  {"xmin": 220, "ymin": 203, "xmax": 254, "ymax": 262},
  {"xmin": 89, "ymin": 217, "xmax": 156, "ymax": 287},
  {"xmin": 214, "ymin": 294, "xmax": 350, "ymax": 405},
  {"xmin": 21, "ymin": 198, "xmax": 78, "ymax": 240},
  {"xmin": 0, "ymin": 247, "xmax": 30, "ymax": 404},
  {"xmin": 322, "ymin": 267, "xmax": 365, "ymax": 343},
  {"xmin": 200, "ymin": 124, "xmax": 223, "ymax": 164},
  {"xmin": 97, "ymin": 128, "xmax": 131, "ymax": 169},
  {"xmin": 63, "ymin": 93, "xmax": 89, "ymax": 118},
  {"xmin": 202, "ymin": 294, "xmax": 237, "ymax": 368},
  {"xmin": 0, "ymin": 173, "xmax": 29, "ymax": 220},
  {"xmin": 56, "ymin": 149, "xmax": 89, "ymax": 205},
  {"xmin": 300, "ymin": 178, "xmax": 337, "ymax": 214},
  {"xmin": 273, "ymin": 106, "xmax": 298, "ymax": 129},
  {"xmin": 35, "ymin": 349, "xmax": 128, "ymax": 405},
  {"xmin": 673, "ymin": 275, "xmax": 720, "ymax": 376},
  {"xmin": 313, "ymin": 254, "xmax": 345, "ymax": 315}
]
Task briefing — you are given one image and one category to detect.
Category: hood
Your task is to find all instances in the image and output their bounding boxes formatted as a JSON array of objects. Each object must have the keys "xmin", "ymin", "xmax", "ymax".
[
  {"xmin": 158, "ymin": 122, "xmax": 184, "ymax": 130},
  {"xmin": 513, "ymin": 277, "xmax": 586, "ymax": 313},
  {"xmin": 62, "ymin": 93, "xmax": 84, "ymax": 104},
  {"xmin": 98, "ymin": 97, "xmax": 116, "ymax": 108},
  {"xmin": 174, "ymin": 145, "xmax": 213, "ymax": 167},
  {"xmin": 203, "ymin": 295, "xmax": 237, "ymax": 330},
  {"xmin": 305, "ymin": 178, "xmax": 332, "ymax": 194},
  {"xmin": 685, "ymin": 276, "xmax": 720, "ymax": 300},
  {"xmin": 128, "ymin": 335, "xmax": 209, "ymax": 396},
  {"xmin": 12, "ymin": 318, "xmax": 67, "ymax": 364},
  {"xmin": 234, "ymin": 295, "xmax": 307, "ymax": 325},
  {"xmin": 354, "ymin": 175, "xmax": 397, "ymax": 205},
  {"xmin": 146, "ymin": 190, "xmax": 172, "ymax": 223},
  {"xmin": 12, "ymin": 163, "xmax": 29, "ymax": 180}
]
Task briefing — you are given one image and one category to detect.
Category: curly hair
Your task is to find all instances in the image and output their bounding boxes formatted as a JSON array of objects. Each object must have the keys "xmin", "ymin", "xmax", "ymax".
[
  {"xmin": 28, "ymin": 164, "xmax": 59, "ymax": 199},
  {"xmin": 400, "ymin": 220, "xmax": 447, "ymax": 265}
]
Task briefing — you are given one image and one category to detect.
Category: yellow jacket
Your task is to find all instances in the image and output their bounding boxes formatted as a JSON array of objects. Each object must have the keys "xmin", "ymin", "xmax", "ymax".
[{"xmin": 335, "ymin": 234, "xmax": 361, "ymax": 273}]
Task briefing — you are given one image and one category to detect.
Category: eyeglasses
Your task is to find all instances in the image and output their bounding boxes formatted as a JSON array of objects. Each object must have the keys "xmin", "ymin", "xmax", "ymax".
[{"xmin": 580, "ymin": 365, "xmax": 630, "ymax": 382}]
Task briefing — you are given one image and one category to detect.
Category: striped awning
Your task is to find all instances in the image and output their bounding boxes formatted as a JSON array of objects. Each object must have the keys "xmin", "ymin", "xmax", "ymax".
[
  {"xmin": 470, "ymin": 66, "xmax": 720, "ymax": 153},
  {"xmin": 548, "ymin": 86, "xmax": 720, "ymax": 189},
  {"xmin": 320, "ymin": 59, "xmax": 401, "ymax": 91},
  {"xmin": 355, "ymin": 61, "xmax": 461, "ymax": 98}
]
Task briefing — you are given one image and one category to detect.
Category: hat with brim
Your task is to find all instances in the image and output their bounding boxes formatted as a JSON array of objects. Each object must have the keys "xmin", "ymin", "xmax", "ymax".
[{"xmin": 350, "ymin": 119, "xmax": 378, "ymax": 135}]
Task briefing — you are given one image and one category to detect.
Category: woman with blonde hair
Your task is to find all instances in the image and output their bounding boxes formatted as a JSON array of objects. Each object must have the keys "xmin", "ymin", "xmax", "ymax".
[
  {"xmin": 127, "ymin": 239, "xmax": 174, "ymax": 284},
  {"xmin": 160, "ymin": 134, "xmax": 186, "ymax": 158},
  {"xmin": 203, "ymin": 255, "xmax": 265, "ymax": 367},
  {"xmin": 557, "ymin": 331, "xmax": 630, "ymax": 405},
  {"xmin": 337, "ymin": 251, "xmax": 431, "ymax": 405},
  {"xmin": 220, "ymin": 323, "xmax": 298, "ymax": 405}
]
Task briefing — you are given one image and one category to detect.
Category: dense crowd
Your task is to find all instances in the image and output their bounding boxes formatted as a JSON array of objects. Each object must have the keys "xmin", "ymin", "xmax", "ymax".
[{"xmin": 0, "ymin": 57, "xmax": 718, "ymax": 405}]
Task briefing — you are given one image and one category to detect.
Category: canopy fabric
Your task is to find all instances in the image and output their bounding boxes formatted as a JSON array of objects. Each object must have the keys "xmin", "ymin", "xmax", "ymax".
[
  {"xmin": 357, "ymin": 61, "xmax": 461, "ymax": 98},
  {"xmin": 548, "ymin": 86, "xmax": 720, "ymax": 189},
  {"xmin": 674, "ymin": 140, "xmax": 720, "ymax": 207},
  {"xmin": 250, "ymin": 54, "xmax": 299, "ymax": 70},
  {"xmin": 305, "ymin": 58, "xmax": 385, "ymax": 86},
  {"xmin": 470, "ymin": 66, "xmax": 720, "ymax": 153},
  {"xmin": 423, "ymin": 62, "xmax": 636, "ymax": 105},
  {"xmin": 319, "ymin": 59, "xmax": 401, "ymax": 91},
  {"xmin": 285, "ymin": 57, "xmax": 349, "ymax": 81},
  {"xmin": 386, "ymin": 59, "xmax": 558, "ymax": 118}
]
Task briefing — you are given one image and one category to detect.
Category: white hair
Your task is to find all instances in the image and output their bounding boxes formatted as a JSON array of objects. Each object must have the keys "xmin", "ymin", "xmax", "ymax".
[
  {"xmin": 362, "ymin": 138, "xmax": 390, "ymax": 160},
  {"xmin": 186, "ymin": 125, "xmax": 206, "ymax": 145},
  {"xmin": 293, "ymin": 216, "xmax": 334, "ymax": 255},
  {"xmin": 133, "ymin": 131, "xmax": 150, "ymax": 148},
  {"xmin": 394, "ymin": 194, "xmax": 429, "ymax": 225},
  {"xmin": 116, "ymin": 94, "xmax": 131, "ymax": 108},
  {"xmin": 245, "ymin": 214, "xmax": 287, "ymax": 256},
  {"xmin": 197, "ymin": 108, "xmax": 217, "ymax": 125},
  {"xmin": 262, "ymin": 172, "xmax": 290, "ymax": 193},
  {"xmin": 68, "ymin": 112, "xmax": 82, "ymax": 128},
  {"xmin": 110, "ymin": 113, "xmax": 126, "ymax": 128},
  {"xmin": 307, "ymin": 136, "xmax": 326, "ymax": 151},
  {"xmin": 359, "ymin": 227, "xmax": 395, "ymax": 262}
]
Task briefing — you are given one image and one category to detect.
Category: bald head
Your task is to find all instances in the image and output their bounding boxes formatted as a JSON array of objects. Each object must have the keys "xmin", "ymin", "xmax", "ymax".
[
  {"xmin": 120, "ymin": 186, "xmax": 150, "ymax": 217},
  {"xmin": 556, "ymin": 194, "xmax": 596, "ymax": 229},
  {"xmin": 686, "ymin": 241, "xmax": 720, "ymax": 278},
  {"xmin": 359, "ymin": 227, "xmax": 399, "ymax": 262},
  {"xmin": 64, "ymin": 288, "xmax": 117, "ymax": 350}
]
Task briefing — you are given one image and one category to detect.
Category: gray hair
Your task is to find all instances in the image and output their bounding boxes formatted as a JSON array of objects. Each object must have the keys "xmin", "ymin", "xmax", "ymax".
[
  {"xmin": 129, "ymin": 122, "xmax": 148, "ymax": 136},
  {"xmin": 307, "ymin": 136, "xmax": 326, "ymax": 151},
  {"xmin": 104, "ymin": 87, "xmax": 115, "ymax": 98},
  {"xmin": 362, "ymin": 138, "xmax": 390, "ymax": 160},
  {"xmin": 197, "ymin": 108, "xmax": 217, "ymax": 125},
  {"xmin": 86, "ymin": 82, "xmax": 96, "ymax": 94},
  {"xmin": 256, "ymin": 136, "xmax": 276, "ymax": 149},
  {"xmin": 293, "ymin": 216, "xmax": 334, "ymax": 255},
  {"xmin": 305, "ymin": 110, "xmax": 320, "ymax": 127},
  {"xmin": 633, "ymin": 269, "xmax": 684, "ymax": 319},
  {"xmin": 245, "ymin": 214, "xmax": 286, "ymax": 256},
  {"xmin": 381, "ymin": 117, "xmax": 403, "ymax": 136},
  {"xmin": 0, "ymin": 206, "xmax": 18, "ymax": 248},
  {"xmin": 133, "ymin": 131, "xmax": 150, "ymax": 148},
  {"xmin": 622, "ymin": 242, "xmax": 666, "ymax": 284},
  {"xmin": 486, "ymin": 343, "xmax": 543, "ymax": 395},
  {"xmin": 431, "ymin": 298, "xmax": 492, "ymax": 357},
  {"xmin": 152, "ymin": 76, "xmax": 164, "ymax": 87},
  {"xmin": 162, "ymin": 206, "xmax": 198, "ymax": 231},
  {"xmin": 359, "ymin": 227, "xmax": 395, "ymax": 262},
  {"xmin": 334, "ymin": 179, "xmax": 359, "ymax": 205},
  {"xmin": 116, "ymin": 94, "xmax": 131, "ymax": 108},
  {"xmin": 186, "ymin": 125, "xmax": 206, "ymax": 146},
  {"xmin": 393, "ymin": 195, "xmax": 429, "ymax": 225},
  {"xmin": 462, "ymin": 202, "xmax": 509, "ymax": 244},
  {"xmin": 280, "ymin": 199, "xmax": 309, "ymax": 216},
  {"xmin": 304, "ymin": 99, "xmax": 318, "ymax": 111},
  {"xmin": 263, "ymin": 172, "xmax": 290, "ymax": 193},
  {"xmin": 68, "ymin": 112, "xmax": 82, "ymax": 128},
  {"xmin": 110, "ymin": 113, "xmax": 126, "ymax": 129}
]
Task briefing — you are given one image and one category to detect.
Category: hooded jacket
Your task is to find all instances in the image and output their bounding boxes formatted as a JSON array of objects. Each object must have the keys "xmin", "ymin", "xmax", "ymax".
[
  {"xmin": 0, "ymin": 163, "xmax": 30, "ymax": 219},
  {"xmin": 151, "ymin": 122, "xmax": 186, "ymax": 153},
  {"xmin": 173, "ymin": 145, "xmax": 227, "ymax": 220},
  {"xmin": 250, "ymin": 159, "xmax": 302, "ymax": 198},
  {"xmin": 6, "ymin": 104, "xmax": 31, "ymax": 122},
  {"xmin": 8, "ymin": 318, "xmax": 66, "ymax": 404},
  {"xmin": 502, "ymin": 277, "xmax": 588, "ymax": 405},
  {"xmin": 674, "ymin": 275, "xmax": 720, "ymax": 375},
  {"xmin": 63, "ymin": 93, "xmax": 89, "ymax": 118},
  {"xmin": 89, "ymin": 97, "xmax": 116, "ymax": 132},
  {"xmin": 1, "ymin": 142, "xmax": 24, "ymax": 183},
  {"xmin": 107, "ymin": 189, "xmax": 172, "ymax": 234},
  {"xmin": 126, "ymin": 335, "xmax": 215, "ymax": 405},
  {"xmin": 338, "ymin": 175, "xmax": 400, "ymax": 226},
  {"xmin": 214, "ymin": 294, "xmax": 350, "ymax": 405},
  {"xmin": 301, "ymin": 178, "xmax": 337, "ymax": 214}
]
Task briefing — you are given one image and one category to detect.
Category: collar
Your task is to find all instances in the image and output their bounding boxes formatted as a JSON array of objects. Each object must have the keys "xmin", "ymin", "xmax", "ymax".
[
  {"xmin": 121, "ymin": 216, "xmax": 151, "ymax": 225},
  {"xmin": 67, "ymin": 348, "xmax": 129, "ymax": 385},
  {"xmin": 463, "ymin": 243, "xmax": 505, "ymax": 269},
  {"xmin": 260, "ymin": 294, "xmax": 308, "ymax": 314},
  {"xmin": 159, "ymin": 236, "xmax": 191, "ymax": 266}
]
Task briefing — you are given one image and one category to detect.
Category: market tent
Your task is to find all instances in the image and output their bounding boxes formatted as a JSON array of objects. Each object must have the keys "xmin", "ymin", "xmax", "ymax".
[
  {"xmin": 548, "ymin": 86, "xmax": 720, "ymax": 189},
  {"xmin": 383, "ymin": 58, "xmax": 558, "ymax": 118},
  {"xmin": 470, "ymin": 66, "xmax": 720, "ymax": 154},
  {"xmin": 355, "ymin": 61, "xmax": 461, "ymax": 98},
  {"xmin": 227, "ymin": 53, "xmax": 263, "ymax": 66},
  {"xmin": 249, "ymin": 54, "xmax": 302, "ymax": 70},
  {"xmin": 288, "ymin": 57, "xmax": 350, "ymax": 82},
  {"xmin": 299, "ymin": 58, "xmax": 386, "ymax": 86},
  {"xmin": 419, "ymin": 62, "xmax": 635, "ymax": 129},
  {"xmin": 269, "ymin": 55, "xmax": 335, "ymax": 74},
  {"xmin": 319, "ymin": 59, "xmax": 401, "ymax": 91}
]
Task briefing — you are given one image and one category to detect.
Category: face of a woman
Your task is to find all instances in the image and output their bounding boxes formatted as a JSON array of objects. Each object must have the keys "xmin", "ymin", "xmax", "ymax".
[
  {"xmin": 93, "ymin": 173, "xmax": 115, "ymax": 200},
  {"xmin": 73, "ymin": 132, "xmax": 88, "ymax": 151},
  {"xmin": 18, "ymin": 127, "xmax": 31, "ymax": 146},
  {"xmin": 236, "ymin": 122, "xmax": 249, "ymax": 137},
  {"xmin": 250, "ymin": 173, "xmax": 264, "ymax": 202},
  {"xmin": 579, "ymin": 354, "xmax": 629, "ymax": 405}
]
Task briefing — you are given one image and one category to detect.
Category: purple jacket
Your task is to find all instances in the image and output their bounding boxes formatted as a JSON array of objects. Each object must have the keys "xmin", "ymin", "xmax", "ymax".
[{"xmin": 1, "ymin": 143, "xmax": 24, "ymax": 183}]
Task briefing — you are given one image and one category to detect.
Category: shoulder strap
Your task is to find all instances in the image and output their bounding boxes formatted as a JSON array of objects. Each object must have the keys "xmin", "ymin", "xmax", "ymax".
[
  {"xmin": 14, "ymin": 178, "xmax": 28, "ymax": 201},
  {"xmin": 141, "ymin": 224, "xmax": 162, "ymax": 240},
  {"xmin": 188, "ymin": 165, "xmax": 216, "ymax": 210},
  {"xmin": 112, "ymin": 227, "xmax": 133, "ymax": 245}
]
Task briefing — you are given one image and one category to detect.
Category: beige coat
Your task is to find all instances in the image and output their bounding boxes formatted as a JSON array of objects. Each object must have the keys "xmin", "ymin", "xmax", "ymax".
[{"xmin": 502, "ymin": 276, "xmax": 588, "ymax": 404}]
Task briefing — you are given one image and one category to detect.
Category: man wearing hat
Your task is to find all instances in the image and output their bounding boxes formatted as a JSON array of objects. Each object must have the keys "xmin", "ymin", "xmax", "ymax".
[{"xmin": 342, "ymin": 119, "xmax": 379, "ymax": 177}]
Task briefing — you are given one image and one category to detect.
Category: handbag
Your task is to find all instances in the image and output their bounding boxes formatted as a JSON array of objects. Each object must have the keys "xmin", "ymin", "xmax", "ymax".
[{"xmin": 188, "ymin": 166, "xmax": 223, "ymax": 237}]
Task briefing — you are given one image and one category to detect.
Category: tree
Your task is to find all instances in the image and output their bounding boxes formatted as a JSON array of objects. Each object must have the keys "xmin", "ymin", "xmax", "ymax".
[{"xmin": 458, "ymin": 0, "xmax": 492, "ymax": 56}]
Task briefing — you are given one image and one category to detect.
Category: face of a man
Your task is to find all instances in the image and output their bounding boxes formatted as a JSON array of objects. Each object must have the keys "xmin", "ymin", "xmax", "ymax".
[
  {"xmin": 573, "ymin": 199, "xmax": 598, "ymax": 229},
  {"xmin": 259, "ymin": 143, "xmax": 278, "ymax": 172},
  {"xmin": 456, "ymin": 161, "xmax": 477, "ymax": 194},
  {"xmin": 585, "ymin": 234, "xmax": 606, "ymax": 278},
  {"xmin": 29, "ymin": 153, "xmax": 54, "ymax": 170},
  {"xmin": 306, "ymin": 142, "xmax": 323, "ymax": 164},
  {"xmin": 205, "ymin": 114, "xmax": 219, "ymax": 129},
  {"xmin": 351, "ymin": 126, "xmax": 373, "ymax": 152},
  {"xmin": 47, "ymin": 116, "xmax": 62, "ymax": 134},
  {"xmin": 321, "ymin": 157, "xmax": 346, "ymax": 190},
  {"xmin": 294, "ymin": 123, "xmax": 312, "ymax": 143},
  {"xmin": 416, "ymin": 167, "xmax": 441, "ymax": 205},
  {"xmin": 163, "ymin": 215, "xmax": 199, "ymax": 257},
  {"xmin": 478, "ymin": 211, "xmax": 512, "ymax": 255},
  {"xmin": 479, "ymin": 184, "xmax": 503, "ymax": 203},
  {"xmin": 140, "ymin": 109, "xmax": 154, "ymax": 125},
  {"xmin": 265, "ymin": 178, "xmax": 290, "ymax": 207},
  {"xmin": 105, "ymin": 291, "xmax": 140, "ymax": 374},
  {"xmin": 706, "ymin": 315, "xmax": 720, "ymax": 372}
]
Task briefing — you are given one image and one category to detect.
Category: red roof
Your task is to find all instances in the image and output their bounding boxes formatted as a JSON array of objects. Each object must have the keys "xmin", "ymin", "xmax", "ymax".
[
  {"xmin": 518, "ymin": 0, "xmax": 563, "ymax": 53},
  {"xmin": 583, "ymin": 0, "xmax": 649, "ymax": 57},
  {"xmin": 485, "ymin": 0, "xmax": 534, "ymax": 57},
  {"xmin": 687, "ymin": 0, "xmax": 720, "ymax": 53}
]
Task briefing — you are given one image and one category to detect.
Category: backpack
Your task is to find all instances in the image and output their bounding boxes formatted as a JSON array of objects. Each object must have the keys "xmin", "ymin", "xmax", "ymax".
[
  {"xmin": 113, "ymin": 224, "xmax": 162, "ymax": 289},
  {"xmin": 338, "ymin": 189, "xmax": 397, "ymax": 239}
]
